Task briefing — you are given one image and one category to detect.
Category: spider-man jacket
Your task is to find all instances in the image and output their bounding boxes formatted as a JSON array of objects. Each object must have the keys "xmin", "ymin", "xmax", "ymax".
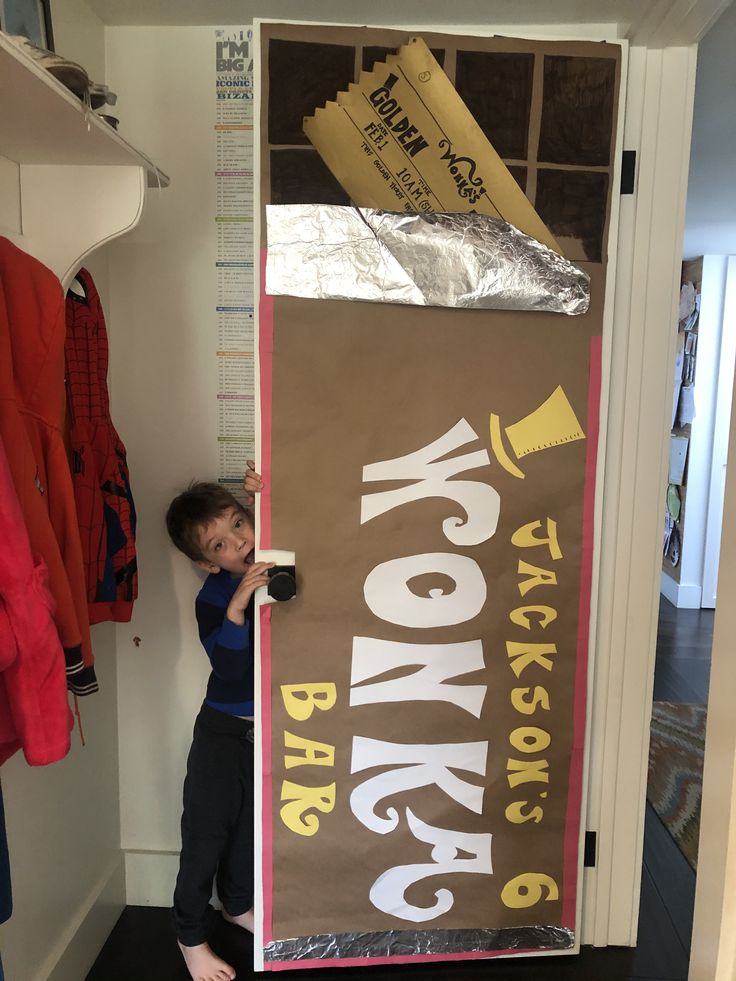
[{"xmin": 65, "ymin": 270, "xmax": 137, "ymax": 623}]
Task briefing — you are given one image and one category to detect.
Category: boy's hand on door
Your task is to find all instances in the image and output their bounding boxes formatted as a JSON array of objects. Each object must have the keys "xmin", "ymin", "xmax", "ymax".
[{"xmin": 244, "ymin": 459, "xmax": 264, "ymax": 505}]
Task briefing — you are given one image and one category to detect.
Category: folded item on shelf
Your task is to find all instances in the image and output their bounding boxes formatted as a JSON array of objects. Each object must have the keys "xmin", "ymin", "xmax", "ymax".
[
  {"xmin": 4, "ymin": 34, "xmax": 117, "ymax": 109},
  {"xmin": 4, "ymin": 33, "xmax": 88, "ymax": 98}
]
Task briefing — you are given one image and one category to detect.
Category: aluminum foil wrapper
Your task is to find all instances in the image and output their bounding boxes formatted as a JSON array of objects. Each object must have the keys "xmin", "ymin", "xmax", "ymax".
[
  {"xmin": 266, "ymin": 205, "xmax": 590, "ymax": 316},
  {"xmin": 263, "ymin": 924, "xmax": 575, "ymax": 962}
]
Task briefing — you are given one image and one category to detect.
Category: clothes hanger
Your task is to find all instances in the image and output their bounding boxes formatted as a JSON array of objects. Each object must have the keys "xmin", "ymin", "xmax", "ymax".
[{"xmin": 67, "ymin": 271, "xmax": 87, "ymax": 300}]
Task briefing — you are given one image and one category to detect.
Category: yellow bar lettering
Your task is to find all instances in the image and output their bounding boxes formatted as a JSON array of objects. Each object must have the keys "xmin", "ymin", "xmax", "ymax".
[
  {"xmin": 501, "ymin": 872, "xmax": 559, "ymax": 909},
  {"xmin": 511, "ymin": 518, "xmax": 562, "ymax": 560},
  {"xmin": 281, "ymin": 683, "xmax": 337, "ymax": 721},
  {"xmin": 509, "ymin": 726, "xmax": 551, "ymax": 754},
  {"xmin": 506, "ymin": 758, "xmax": 549, "ymax": 788},
  {"xmin": 283, "ymin": 731, "xmax": 336, "ymax": 769},
  {"xmin": 280, "ymin": 781, "xmax": 336, "ymax": 836},
  {"xmin": 511, "ymin": 686, "xmax": 551, "ymax": 715},
  {"xmin": 509, "ymin": 605, "xmax": 557, "ymax": 630},
  {"xmin": 516, "ymin": 561, "xmax": 557, "ymax": 597},
  {"xmin": 505, "ymin": 800, "xmax": 544, "ymax": 824},
  {"xmin": 506, "ymin": 641, "xmax": 556, "ymax": 677}
]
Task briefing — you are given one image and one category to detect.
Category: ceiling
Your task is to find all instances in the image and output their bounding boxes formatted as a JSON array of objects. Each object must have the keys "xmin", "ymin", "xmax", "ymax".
[{"xmin": 87, "ymin": 0, "xmax": 733, "ymax": 45}]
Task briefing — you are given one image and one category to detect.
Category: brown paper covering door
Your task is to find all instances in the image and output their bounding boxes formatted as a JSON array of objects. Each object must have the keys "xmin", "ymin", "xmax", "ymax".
[{"xmin": 256, "ymin": 22, "xmax": 622, "ymax": 969}]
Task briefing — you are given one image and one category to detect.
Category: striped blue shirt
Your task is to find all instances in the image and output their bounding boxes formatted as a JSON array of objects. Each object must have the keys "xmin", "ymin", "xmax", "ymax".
[{"xmin": 195, "ymin": 570, "xmax": 254, "ymax": 717}]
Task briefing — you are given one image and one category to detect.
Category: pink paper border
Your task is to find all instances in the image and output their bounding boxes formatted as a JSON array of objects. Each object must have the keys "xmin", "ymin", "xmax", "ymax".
[
  {"xmin": 259, "ymin": 250, "xmax": 275, "ymax": 946},
  {"xmin": 562, "ymin": 334, "xmax": 602, "ymax": 928},
  {"xmin": 259, "ymin": 251, "xmax": 273, "ymax": 554},
  {"xmin": 267, "ymin": 947, "xmax": 538, "ymax": 972},
  {"xmin": 259, "ymin": 313, "xmax": 603, "ymax": 968}
]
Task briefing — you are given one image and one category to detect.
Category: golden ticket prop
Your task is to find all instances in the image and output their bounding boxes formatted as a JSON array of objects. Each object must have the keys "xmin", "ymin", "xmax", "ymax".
[
  {"xmin": 303, "ymin": 38, "xmax": 560, "ymax": 253},
  {"xmin": 256, "ymin": 21, "xmax": 624, "ymax": 971}
]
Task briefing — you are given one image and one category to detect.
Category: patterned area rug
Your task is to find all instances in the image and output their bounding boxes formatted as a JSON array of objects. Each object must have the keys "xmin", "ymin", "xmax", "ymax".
[{"xmin": 647, "ymin": 701, "xmax": 707, "ymax": 870}]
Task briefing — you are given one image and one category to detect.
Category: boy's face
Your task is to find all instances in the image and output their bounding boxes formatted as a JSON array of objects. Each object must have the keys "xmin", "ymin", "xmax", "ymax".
[{"xmin": 196, "ymin": 507, "xmax": 255, "ymax": 576}]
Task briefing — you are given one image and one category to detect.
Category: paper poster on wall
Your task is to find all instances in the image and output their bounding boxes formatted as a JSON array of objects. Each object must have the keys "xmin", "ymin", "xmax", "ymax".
[
  {"xmin": 669, "ymin": 434, "xmax": 689, "ymax": 485},
  {"xmin": 671, "ymin": 331, "xmax": 685, "ymax": 429},
  {"xmin": 255, "ymin": 21, "xmax": 623, "ymax": 970},
  {"xmin": 214, "ymin": 27, "xmax": 255, "ymax": 493}
]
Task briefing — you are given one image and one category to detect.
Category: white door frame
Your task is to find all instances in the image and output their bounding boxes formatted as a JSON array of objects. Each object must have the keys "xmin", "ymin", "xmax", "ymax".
[
  {"xmin": 701, "ymin": 255, "xmax": 736, "ymax": 607},
  {"xmin": 689, "ymin": 307, "xmax": 736, "ymax": 976},
  {"xmin": 582, "ymin": 43, "xmax": 699, "ymax": 946}
]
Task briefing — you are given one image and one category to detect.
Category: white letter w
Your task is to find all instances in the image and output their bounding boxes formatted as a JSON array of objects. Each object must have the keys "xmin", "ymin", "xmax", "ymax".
[{"xmin": 361, "ymin": 419, "xmax": 499, "ymax": 546}]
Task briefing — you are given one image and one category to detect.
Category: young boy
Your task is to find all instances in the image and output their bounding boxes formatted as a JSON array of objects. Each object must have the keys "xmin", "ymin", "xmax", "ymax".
[{"xmin": 166, "ymin": 465, "xmax": 270, "ymax": 981}]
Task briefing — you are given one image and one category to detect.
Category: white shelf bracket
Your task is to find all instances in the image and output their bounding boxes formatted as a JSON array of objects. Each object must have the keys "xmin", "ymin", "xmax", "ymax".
[{"xmin": 18, "ymin": 163, "xmax": 146, "ymax": 287}]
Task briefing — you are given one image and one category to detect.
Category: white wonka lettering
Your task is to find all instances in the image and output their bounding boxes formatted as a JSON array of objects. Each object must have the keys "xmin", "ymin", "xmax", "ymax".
[
  {"xmin": 363, "ymin": 552, "xmax": 487, "ymax": 628},
  {"xmin": 369, "ymin": 808, "xmax": 493, "ymax": 922},
  {"xmin": 361, "ymin": 419, "xmax": 500, "ymax": 546},
  {"xmin": 350, "ymin": 637, "xmax": 487, "ymax": 717},
  {"xmin": 351, "ymin": 421, "xmax": 498, "ymax": 921},
  {"xmin": 350, "ymin": 737, "xmax": 489, "ymax": 833}
]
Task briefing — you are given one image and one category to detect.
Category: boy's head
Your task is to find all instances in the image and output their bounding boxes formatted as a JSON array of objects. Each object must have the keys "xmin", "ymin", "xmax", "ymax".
[{"xmin": 166, "ymin": 482, "xmax": 255, "ymax": 576}]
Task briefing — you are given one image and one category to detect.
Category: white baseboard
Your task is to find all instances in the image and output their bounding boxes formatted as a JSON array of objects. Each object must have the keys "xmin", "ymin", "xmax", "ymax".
[
  {"xmin": 38, "ymin": 855, "xmax": 125, "ymax": 981},
  {"xmin": 661, "ymin": 570, "xmax": 679, "ymax": 604},
  {"xmin": 676, "ymin": 582, "xmax": 703, "ymax": 608},
  {"xmin": 124, "ymin": 850, "xmax": 179, "ymax": 907},
  {"xmin": 661, "ymin": 571, "xmax": 703, "ymax": 608}
]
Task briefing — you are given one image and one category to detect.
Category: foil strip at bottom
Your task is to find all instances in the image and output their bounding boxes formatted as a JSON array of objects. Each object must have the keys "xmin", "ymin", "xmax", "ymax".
[{"xmin": 263, "ymin": 924, "xmax": 575, "ymax": 962}]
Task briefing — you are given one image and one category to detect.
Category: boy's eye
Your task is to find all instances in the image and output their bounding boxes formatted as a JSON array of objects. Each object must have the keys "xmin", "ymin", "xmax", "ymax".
[
  {"xmin": 214, "ymin": 542, "xmax": 222, "ymax": 551},
  {"xmin": 234, "ymin": 519, "xmax": 242, "ymax": 528}
]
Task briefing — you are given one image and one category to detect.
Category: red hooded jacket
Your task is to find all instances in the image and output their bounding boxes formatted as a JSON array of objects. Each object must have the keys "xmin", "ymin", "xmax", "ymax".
[
  {"xmin": 0, "ymin": 237, "xmax": 96, "ymax": 696},
  {"xmin": 0, "ymin": 434, "xmax": 72, "ymax": 765}
]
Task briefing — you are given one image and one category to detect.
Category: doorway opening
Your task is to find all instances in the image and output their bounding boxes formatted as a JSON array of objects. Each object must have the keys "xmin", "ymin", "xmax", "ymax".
[{"xmin": 639, "ymin": 252, "xmax": 736, "ymax": 979}]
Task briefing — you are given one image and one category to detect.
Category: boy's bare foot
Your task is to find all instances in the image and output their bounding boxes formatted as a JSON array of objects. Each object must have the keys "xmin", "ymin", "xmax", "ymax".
[
  {"xmin": 177, "ymin": 940, "xmax": 235, "ymax": 981},
  {"xmin": 222, "ymin": 907, "xmax": 255, "ymax": 933}
]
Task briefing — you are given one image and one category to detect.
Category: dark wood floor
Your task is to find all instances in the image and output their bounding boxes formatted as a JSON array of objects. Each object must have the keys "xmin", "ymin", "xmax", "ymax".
[
  {"xmin": 653, "ymin": 596, "xmax": 713, "ymax": 704},
  {"xmin": 87, "ymin": 597, "xmax": 713, "ymax": 981}
]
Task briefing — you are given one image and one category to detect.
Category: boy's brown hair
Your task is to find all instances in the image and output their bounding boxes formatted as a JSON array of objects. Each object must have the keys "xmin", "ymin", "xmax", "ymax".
[{"xmin": 166, "ymin": 482, "xmax": 253, "ymax": 562}]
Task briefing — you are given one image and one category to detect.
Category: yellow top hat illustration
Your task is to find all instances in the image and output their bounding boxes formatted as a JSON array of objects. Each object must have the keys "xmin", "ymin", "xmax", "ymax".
[{"xmin": 490, "ymin": 385, "xmax": 586, "ymax": 479}]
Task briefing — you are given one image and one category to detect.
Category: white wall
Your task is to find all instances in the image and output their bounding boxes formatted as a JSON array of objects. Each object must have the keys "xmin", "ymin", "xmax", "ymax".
[
  {"xmin": 666, "ymin": 6, "xmax": 736, "ymax": 610},
  {"xmin": 684, "ymin": 1, "xmax": 736, "ymax": 256},
  {"xmin": 662, "ymin": 8, "xmax": 736, "ymax": 606},
  {"xmin": 0, "ymin": 627, "xmax": 123, "ymax": 981},
  {"xmin": 0, "ymin": 5, "xmax": 124, "ymax": 980},
  {"xmin": 103, "ymin": 26, "xmax": 220, "ymax": 902},
  {"xmin": 689, "ymin": 284, "xmax": 736, "ymax": 976},
  {"xmin": 50, "ymin": 0, "xmax": 107, "ymax": 80},
  {"xmin": 683, "ymin": 0, "xmax": 736, "ymax": 609},
  {"xmin": 662, "ymin": 254, "xmax": 728, "ymax": 608},
  {"xmin": 701, "ymin": 256, "xmax": 736, "ymax": 606}
]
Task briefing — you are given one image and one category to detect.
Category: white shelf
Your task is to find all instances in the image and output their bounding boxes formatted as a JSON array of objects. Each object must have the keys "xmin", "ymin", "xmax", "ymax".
[
  {"xmin": 0, "ymin": 31, "xmax": 168, "ymax": 187},
  {"xmin": 0, "ymin": 30, "xmax": 168, "ymax": 287}
]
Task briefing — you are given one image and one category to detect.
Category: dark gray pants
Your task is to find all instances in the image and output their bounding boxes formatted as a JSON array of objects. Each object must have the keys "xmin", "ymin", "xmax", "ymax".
[{"xmin": 173, "ymin": 703, "xmax": 254, "ymax": 946}]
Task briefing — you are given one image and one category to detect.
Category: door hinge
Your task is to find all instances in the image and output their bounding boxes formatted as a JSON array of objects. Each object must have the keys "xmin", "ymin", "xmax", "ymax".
[
  {"xmin": 621, "ymin": 150, "xmax": 636, "ymax": 194},
  {"xmin": 584, "ymin": 831, "xmax": 597, "ymax": 867}
]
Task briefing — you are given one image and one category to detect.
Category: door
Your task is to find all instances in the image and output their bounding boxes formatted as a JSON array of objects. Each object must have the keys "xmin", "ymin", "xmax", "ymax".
[{"xmin": 253, "ymin": 22, "xmax": 625, "ymax": 970}]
